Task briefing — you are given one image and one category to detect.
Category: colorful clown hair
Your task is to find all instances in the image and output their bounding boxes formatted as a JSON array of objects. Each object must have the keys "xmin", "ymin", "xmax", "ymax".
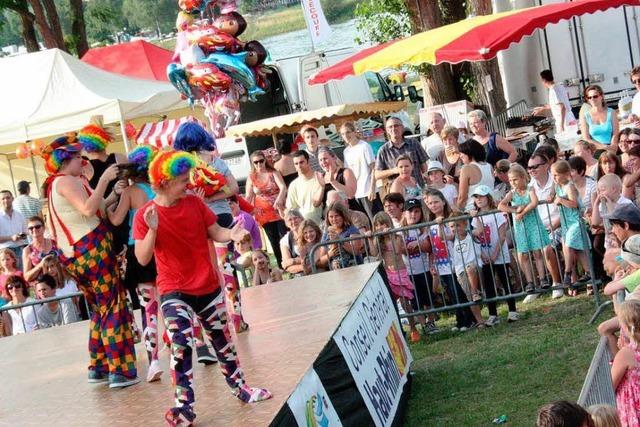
[
  {"xmin": 148, "ymin": 149, "xmax": 197, "ymax": 186},
  {"xmin": 127, "ymin": 145, "xmax": 158, "ymax": 172},
  {"xmin": 173, "ymin": 121, "xmax": 216, "ymax": 153},
  {"xmin": 41, "ymin": 135, "xmax": 82, "ymax": 175},
  {"xmin": 78, "ymin": 124, "xmax": 114, "ymax": 153}
]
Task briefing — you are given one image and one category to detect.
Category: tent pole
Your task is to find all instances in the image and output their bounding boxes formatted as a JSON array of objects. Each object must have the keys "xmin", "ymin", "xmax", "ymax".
[
  {"xmin": 271, "ymin": 131, "xmax": 278, "ymax": 148},
  {"xmin": 8, "ymin": 159, "xmax": 16, "ymax": 196},
  {"xmin": 118, "ymin": 103, "xmax": 131, "ymax": 153},
  {"xmin": 29, "ymin": 155, "xmax": 41, "ymax": 197}
]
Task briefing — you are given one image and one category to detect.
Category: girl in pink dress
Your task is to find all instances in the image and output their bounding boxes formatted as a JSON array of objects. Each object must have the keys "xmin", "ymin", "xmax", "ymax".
[{"xmin": 612, "ymin": 300, "xmax": 640, "ymax": 426}]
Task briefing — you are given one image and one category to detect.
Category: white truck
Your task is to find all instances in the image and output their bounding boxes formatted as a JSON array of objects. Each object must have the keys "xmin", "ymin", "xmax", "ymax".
[
  {"xmin": 216, "ymin": 48, "xmax": 395, "ymax": 184},
  {"xmin": 495, "ymin": 0, "xmax": 640, "ymax": 109}
]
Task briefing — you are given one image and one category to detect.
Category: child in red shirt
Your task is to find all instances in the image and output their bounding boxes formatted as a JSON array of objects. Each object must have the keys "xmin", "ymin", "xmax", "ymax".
[{"xmin": 133, "ymin": 150, "xmax": 271, "ymax": 426}]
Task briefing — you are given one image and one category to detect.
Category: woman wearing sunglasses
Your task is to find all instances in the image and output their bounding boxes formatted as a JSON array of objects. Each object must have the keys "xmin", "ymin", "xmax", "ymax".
[
  {"xmin": 1, "ymin": 275, "xmax": 38, "ymax": 335},
  {"xmin": 21, "ymin": 216, "xmax": 60, "ymax": 282},
  {"xmin": 580, "ymin": 84, "xmax": 619, "ymax": 153},
  {"xmin": 245, "ymin": 150, "xmax": 287, "ymax": 266}
]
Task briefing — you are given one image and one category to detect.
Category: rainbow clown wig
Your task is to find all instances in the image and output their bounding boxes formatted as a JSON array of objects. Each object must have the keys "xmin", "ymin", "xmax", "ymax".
[
  {"xmin": 148, "ymin": 149, "xmax": 197, "ymax": 186},
  {"xmin": 78, "ymin": 124, "xmax": 114, "ymax": 153},
  {"xmin": 173, "ymin": 121, "xmax": 216, "ymax": 153},
  {"xmin": 128, "ymin": 145, "xmax": 158, "ymax": 171},
  {"xmin": 41, "ymin": 136, "xmax": 82, "ymax": 175}
]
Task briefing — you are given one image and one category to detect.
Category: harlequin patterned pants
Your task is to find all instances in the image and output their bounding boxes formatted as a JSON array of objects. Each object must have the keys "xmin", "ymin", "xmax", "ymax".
[
  {"xmin": 61, "ymin": 222, "xmax": 137, "ymax": 379},
  {"xmin": 137, "ymin": 283, "xmax": 159, "ymax": 363},
  {"xmin": 161, "ymin": 287, "xmax": 268, "ymax": 422}
]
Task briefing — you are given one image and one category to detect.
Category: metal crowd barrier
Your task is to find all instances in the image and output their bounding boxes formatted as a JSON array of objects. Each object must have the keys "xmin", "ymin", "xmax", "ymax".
[
  {"xmin": 0, "ymin": 292, "xmax": 84, "ymax": 336},
  {"xmin": 309, "ymin": 202, "xmax": 602, "ymax": 320},
  {"xmin": 578, "ymin": 290, "xmax": 626, "ymax": 408}
]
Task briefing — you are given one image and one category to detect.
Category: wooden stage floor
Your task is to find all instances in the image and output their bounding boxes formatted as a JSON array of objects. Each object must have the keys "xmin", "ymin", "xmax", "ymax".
[{"xmin": 0, "ymin": 263, "xmax": 378, "ymax": 426}]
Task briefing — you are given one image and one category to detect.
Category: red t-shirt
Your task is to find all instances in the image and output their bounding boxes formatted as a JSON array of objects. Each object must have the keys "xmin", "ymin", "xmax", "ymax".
[{"xmin": 133, "ymin": 195, "xmax": 219, "ymax": 296}]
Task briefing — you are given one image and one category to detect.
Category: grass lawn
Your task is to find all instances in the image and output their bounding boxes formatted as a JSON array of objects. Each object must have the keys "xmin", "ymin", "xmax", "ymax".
[{"xmin": 404, "ymin": 295, "xmax": 606, "ymax": 426}]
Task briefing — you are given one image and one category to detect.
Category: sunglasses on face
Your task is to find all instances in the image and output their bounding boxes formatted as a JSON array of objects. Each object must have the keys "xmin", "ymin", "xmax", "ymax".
[
  {"xmin": 586, "ymin": 94, "xmax": 601, "ymax": 100},
  {"xmin": 252, "ymin": 159, "xmax": 265, "ymax": 165},
  {"xmin": 28, "ymin": 224, "xmax": 43, "ymax": 231},
  {"xmin": 527, "ymin": 163, "xmax": 545, "ymax": 170},
  {"xmin": 7, "ymin": 283, "xmax": 22, "ymax": 290}
]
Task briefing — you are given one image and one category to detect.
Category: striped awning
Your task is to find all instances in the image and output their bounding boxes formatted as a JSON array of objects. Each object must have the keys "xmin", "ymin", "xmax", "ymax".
[{"xmin": 135, "ymin": 116, "xmax": 206, "ymax": 148}]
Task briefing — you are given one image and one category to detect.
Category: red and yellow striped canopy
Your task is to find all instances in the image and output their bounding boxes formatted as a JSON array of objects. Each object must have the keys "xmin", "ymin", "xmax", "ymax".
[{"xmin": 309, "ymin": 0, "xmax": 640, "ymax": 85}]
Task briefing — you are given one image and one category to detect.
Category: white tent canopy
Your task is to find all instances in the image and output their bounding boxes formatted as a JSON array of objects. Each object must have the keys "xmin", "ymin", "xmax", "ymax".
[{"xmin": 0, "ymin": 48, "xmax": 186, "ymax": 146}]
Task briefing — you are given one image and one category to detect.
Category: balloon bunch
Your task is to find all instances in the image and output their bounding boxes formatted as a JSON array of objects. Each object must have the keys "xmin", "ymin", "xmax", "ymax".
[
  {"xmin": 168, "ymin": 0, "xmax": 269, "ymax": 138},
  {"xmin": 188, "ymin": 161, "xmax": 228, "ymax": 196},
  {"xmin": 15, "ymin": 140, "xmax": 46, "ymax": 159}
]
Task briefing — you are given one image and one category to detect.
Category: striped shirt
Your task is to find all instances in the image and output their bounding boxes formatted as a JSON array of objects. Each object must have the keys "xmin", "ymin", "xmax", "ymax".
[
  {"xmin": 13, "ymin": 195, "xmax": 42, "ymax": 220},
  {"xmin": 375, "ymin": 138, "xmax": 428, "ymax": 187}
]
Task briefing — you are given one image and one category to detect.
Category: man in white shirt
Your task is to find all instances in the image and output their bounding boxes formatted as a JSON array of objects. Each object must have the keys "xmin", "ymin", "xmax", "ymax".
[
  {"xmin": 533, "ymin": 69, "xmax": 576, "ymax": 134},
  {"xmin": 340, "ymin": 122, "xmax": 381, "ymax": 220},
  {"xmin": 286, "ymin": 151, "xmax": 323, "ymax": 225},
  {"xmin": 629, "ymin": 66, "xmax": 640, "ymax": 124},
  {"xmin": 421, "ymin": 112, "xmax": 446, "ymax": 160},
  {"xmin": 0, "ymin": 190, "xmax": 27, "ymax": 268}
]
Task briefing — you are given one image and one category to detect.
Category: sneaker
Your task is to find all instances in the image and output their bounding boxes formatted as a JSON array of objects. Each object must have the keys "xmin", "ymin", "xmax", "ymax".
[
  {"xmin": 507, "ymin": 311, "xmax": 519, "ymax": 322},
  {"xmin": 196, "ymin": 345, "xmax": 218, "ymax": 365},
  {"xmin": 485, "ymin": 315, "xmax": 500, "ymax": 327},
  {"xmin": 552, "ymin": 289, "xmax": 564, "ymax": 299},
  {"xmin": 450, "ymin": 326, "xmax": 460, "ymax": 332},
  {"xmin": 424, "ymin": 321, "xmax": 439, "ymax": 335},
  {"xmin": 88, "ymin": 370, "xmax": 109, "ymax": 384},
  {"xmin": 540, "ymin": 277, "xmax": 551, "ymax": 289},
  {"xmin": 108, "ymin": 374, "xmax": 141, "ymax": 389},
  {"xmin": 165, "ymin": 408, "xmax": 196, "ymax": 427},
  {"xmin": 146, "ymin": 360, "xmax": 163, "ymax": 383},
  {"xmin": 525, "ymin": 282, "xmax": 535, "ymax": 294},
  {"xmin": 523, "ymin": 294, "xmax": 538, "ymax": 304},
  {"xmin": 459, "ymin": 326, "xmax": 469, "ymax": 332},
  {"xmin": 409, "ymin": 329, "xmax": 421, "ymax": 343}
]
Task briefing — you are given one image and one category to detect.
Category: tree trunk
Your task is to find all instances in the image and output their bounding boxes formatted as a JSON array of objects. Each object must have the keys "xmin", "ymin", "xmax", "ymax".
[
  {"xmin": 18, "ymin": 12, "xmax": 40, "ymax": 52},
  {"xmin": 404, "ymin": 0, "xmax": 458, "ymax": 105},
  {"xmin": 467, "ymin": 0, "xmax": 508, "ymax": 116},
  {"xmin": 26, "ymin": 0, "xmax": 61, "ymax": 49},
  {"xmin": 69, "ymin": 0, "xmax": 89, "ymax": 57},
  {"xmin": 41, "ymin": 0, "xmax": 66, "ymax": 49}
]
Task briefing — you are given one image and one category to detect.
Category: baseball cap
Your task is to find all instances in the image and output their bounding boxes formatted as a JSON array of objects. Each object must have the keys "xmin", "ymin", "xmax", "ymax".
[
  {"xmin": 404, "ymin": 198, "xmax": 423, "ymax": 211},
  {"xmin": 17, "ymin": 181, "xmax": 30, "ymax": 192},
  {"xmin": 471, "ymin": 185, "xmax": 493, "ymax": 197},
  {"xmin": 621, "ymin": 234, "xmax": 640, "ymax": 265},
  {"xmin": 427, "ymin": 160, "xmax": 445, "ymax": 173},
  {"xmin": 604, "ymin": 204, "xmax": 640, "ymax": 226}
]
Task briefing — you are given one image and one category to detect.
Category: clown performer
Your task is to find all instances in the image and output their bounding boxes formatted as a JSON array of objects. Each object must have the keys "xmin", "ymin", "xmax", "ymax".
[
  {"xmin": 133, "ymin": 150, "xmax": 272, "ymax": 426},
  {"xmin": 42, "ymin": 136, "xmax": 139, "ymax": 388},
  {"xmin": 172, "ymin": 122, "xmax": 248, "ymax": 332},
  {"xmin": 106, "ymin": 145, "xmax": 163, "ymax": 383}
]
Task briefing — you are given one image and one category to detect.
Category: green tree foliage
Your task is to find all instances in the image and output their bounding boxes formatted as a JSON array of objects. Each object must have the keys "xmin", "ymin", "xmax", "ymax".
[
  {"xmin": 353, "ymin": 0, "xmax": 411, "ymax": 45},
  {"xmin": 122, "ymin": 0, "xmax": 176, "ymax": 35}
]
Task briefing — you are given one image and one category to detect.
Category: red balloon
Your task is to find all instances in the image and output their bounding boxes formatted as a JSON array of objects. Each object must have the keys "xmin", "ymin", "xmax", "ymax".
[
  {"xmin": 125, "ymin": 122, "xmax": 137, "ymax": 139},
  {"xmin": 186, "ymin": 63, "xmax": 232, "ymax": 94},
  {"xmin": 15, "ymin": 143, "xmax": 30, "ymax": 159}
]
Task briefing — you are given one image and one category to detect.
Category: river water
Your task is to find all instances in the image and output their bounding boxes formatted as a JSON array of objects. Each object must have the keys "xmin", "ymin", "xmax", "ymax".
[{"xmin": 261, "ymin": 19, "xmax": 361, "ymax": 59}]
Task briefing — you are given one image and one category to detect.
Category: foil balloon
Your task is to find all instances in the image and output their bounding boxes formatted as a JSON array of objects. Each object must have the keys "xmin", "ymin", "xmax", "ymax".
[
  {"xmin": 186, "ymin": 26, "xmax": 241, "ymax": 55},
  {"xmin": 188, "ymin": 162, "xmax": 227, "ymax": 197},
  {"xmin": 201, "ymin": 52, "xmax": 265, "ymax": 101},
  {"xmin": 30, "ymin": 139, "xmax": 45, "ymax": 156},
  {"xmin": 186, "ymin": 62, "xmax": 232, "ymax": 94},
  {"xmin": 178, "ymin": 0, "xmax": 202, "ymax": 13},
  {"xmin": 179, "ymin": 44, "xmax": 205, "ymax": 67},
  {"xmin": 167, "ymin": 63, "xmax": 194, "ymax": 101},
  {"xmin": 125, "ymin": 122, "xmax": 137, "ymax": 139},
  {"xmin": 176, "ymin": 11, "xmax": 196, "ymax": 32},
  {"xmin": 15, "ymin": 143, "xmax": 30, "ymax": 159},
  {"xmin": 216, "ymin": 0, "xmax": 238, "ymax": 14},
  {"xmin": 207, "ymin": 85, "xmax": 241, "ymax": 138}
]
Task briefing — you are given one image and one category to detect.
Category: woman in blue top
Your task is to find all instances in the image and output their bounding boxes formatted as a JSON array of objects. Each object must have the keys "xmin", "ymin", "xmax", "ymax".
[
  {"xmin": 580, "ymin": 84, "xmax": 619, "ymax": 153},
  {"xmin": 107, "ymin": 145, "xmax": 163, "ymax": 384}
]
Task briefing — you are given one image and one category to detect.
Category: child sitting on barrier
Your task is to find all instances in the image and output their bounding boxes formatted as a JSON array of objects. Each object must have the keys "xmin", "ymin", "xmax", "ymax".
[
  {"xmin": 550, "ymin": 160, "xmax": 591, "ymax": 293},
  {"xmin": 470, "ymin": 185, "xmax": 518, "ymax": 325},
  {"xmin": 369, "ymin": 211, "xmax": 420, "ymax": 342},
  {"xmin": 449, "ymin": 214, "xmax": 485, "ymax": 327},
  {"xmin": 296, "ymin": 220, "xmax": 327, "ymax": 275},
  {"xmin": 611, "ymin": 300, "xmax": 640, "ymax": 427},
  {"xmin": 251, "ymin": 250, "xmax": 283, "ymax": 286},
  {"xmin": 423, "ymin": 188, "xmax": 476, "ymax": 331},
  {"xmin": 498, "ymin": 164, "xmax": 550, "ymax": 294}
]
